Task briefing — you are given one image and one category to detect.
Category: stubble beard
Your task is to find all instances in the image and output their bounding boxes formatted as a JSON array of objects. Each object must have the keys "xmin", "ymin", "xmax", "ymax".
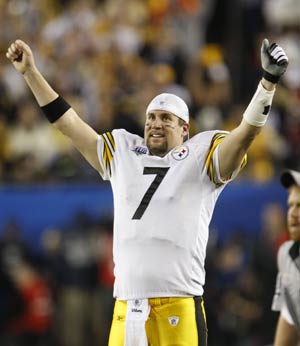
[
  {"xmin": 289, "ymin": 229, "xmax": 300, "ymax": 242},
  {"xmin": 146, "ymin": 138, "xmax": 168, "ymax": 156}
]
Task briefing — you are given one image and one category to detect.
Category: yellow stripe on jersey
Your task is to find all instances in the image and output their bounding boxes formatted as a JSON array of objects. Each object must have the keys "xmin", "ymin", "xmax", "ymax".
[
  {"xmin": 205, "ymin": 132, "xmax": 247, "ymax": 185},
  {"xmin": 106, "ymin": 131, "xmax": 116, "ymax": 151},
  {"xmin": 205, "ymin": 133, "xmax": 227, "ymax": 184},
  {"xmin": 100, "ymin": 132, "xmax": 115, "ymax": 176},
  {"xmin": 240, "ymin": 154, "xmax": 247, "ymax": 170}
]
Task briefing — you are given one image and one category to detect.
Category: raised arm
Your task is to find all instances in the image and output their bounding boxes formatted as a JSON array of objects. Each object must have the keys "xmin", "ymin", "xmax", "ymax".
[
  {"xmin": 217, "ymin": 39, "xmax": 288, "ymax": 179},
  {"xmin": 6, "ymin": 39, "xmax": 103, "ymax": 174}
]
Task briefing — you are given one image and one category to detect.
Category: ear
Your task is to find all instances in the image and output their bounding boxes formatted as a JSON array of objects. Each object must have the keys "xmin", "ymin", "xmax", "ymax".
[{"xmin": 182, "ymin": 123, "xmax": 189, "ymax": 137}]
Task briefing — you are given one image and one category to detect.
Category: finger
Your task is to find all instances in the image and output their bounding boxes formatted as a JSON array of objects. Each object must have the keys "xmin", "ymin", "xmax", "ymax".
[
  {"xmin": 8, "ymin": 46, "xmax": 14, "ymax": 54},
  {"xmin": 8, "ymin": 47, "xmax": 18, "ymax": 59},
  {"xmin": 7, "ymin": 45, "xmax": 22, "ymax": 62},
  {"xmin": 261, "ymin": 38, "xmax": 269, "ymax": 54},
  {"xmin": 271, "ymin": 46, "xmax": 284, "ymax": 58},
  {"xmin": 269, "ymin": 45, "xmax": 288, "ymax": 65},
  {"xmin": 15, "ymin": 40, "xmax": 32, "ymax": 56},
  {"xmin": 277, "ymin": 54, "xmax": 288, "ymax": 63},
  {"xmin": 12, "ymin": 43, "xmax": 23, "ymax": 58},
  {"xmin": 6, "ymin": 52, "xmax": 14, "ymax": 61},
  {"xmin": 269, "ymin": 43, "xmax": 278, "ymax": 53},
  {"xmin": 278, "ymin": 58, "xmax": 288, "ymax": 67},
  {"xmin": 6, "ymin": 52, "xmax": 18, "ymax": 62},
  {"xmin": 8, "ymin": 44, "xmax": 17, "ymax": 53}
]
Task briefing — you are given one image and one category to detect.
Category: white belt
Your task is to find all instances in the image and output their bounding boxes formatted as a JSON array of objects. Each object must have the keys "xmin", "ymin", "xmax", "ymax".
[{"xmin": 125, "ymin": 299, "xmax": 150, "ymax": 346}]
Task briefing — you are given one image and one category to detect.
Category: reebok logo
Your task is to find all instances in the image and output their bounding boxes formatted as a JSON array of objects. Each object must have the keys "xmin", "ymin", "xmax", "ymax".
[{"xmin": 131, "ymin": 308, "xmax": 142, "ymax": 313}]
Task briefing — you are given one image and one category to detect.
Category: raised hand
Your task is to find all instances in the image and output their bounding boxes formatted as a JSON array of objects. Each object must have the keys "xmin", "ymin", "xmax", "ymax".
[
  {"xmin": 261, "ymin": 38, "xmax": 288, "ymax": 83},
  {"xmin": 6, "ymin": 40, "xmax": 36, "ymax": 75}
]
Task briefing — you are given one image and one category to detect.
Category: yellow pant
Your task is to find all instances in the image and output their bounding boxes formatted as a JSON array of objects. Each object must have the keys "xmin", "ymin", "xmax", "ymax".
[{"xmin": 108, "ymin": 296, "xmax": 207, "ymax": 346}]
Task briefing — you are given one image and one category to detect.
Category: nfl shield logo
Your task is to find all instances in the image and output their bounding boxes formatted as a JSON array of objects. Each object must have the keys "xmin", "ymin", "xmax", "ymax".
[
  {"xmin": 134, "ymin": 299, "xmax": 142, "ymax": 307},
  {"xmin": 168, "ymin": 316, "xmax": 179, "ymax": 326}
]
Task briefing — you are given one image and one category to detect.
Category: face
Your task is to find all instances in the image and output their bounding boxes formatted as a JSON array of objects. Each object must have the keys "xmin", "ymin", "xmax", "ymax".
[
  {"xmin": 144, "ymin": 110, "xmax": 189, "ymax": 157},
  {"xmin": 287, "ymin": 185, "xmax": 300, "ymax": 241}
]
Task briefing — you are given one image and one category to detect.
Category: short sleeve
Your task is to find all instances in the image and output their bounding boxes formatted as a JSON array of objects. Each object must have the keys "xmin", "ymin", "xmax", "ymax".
[
  {"xmin": 97, "ymin": 131, "xmax": 116, "ymax": 180},
  {"xmin": 205, "ymin": 132, "xmax": 247, "ymax": 185}
]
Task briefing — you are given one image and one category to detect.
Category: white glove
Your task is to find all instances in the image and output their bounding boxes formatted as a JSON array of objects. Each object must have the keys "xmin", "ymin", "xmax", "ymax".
[{"xmin": 261, "ymin": 38, "xmax": 288, "ymax": 83}]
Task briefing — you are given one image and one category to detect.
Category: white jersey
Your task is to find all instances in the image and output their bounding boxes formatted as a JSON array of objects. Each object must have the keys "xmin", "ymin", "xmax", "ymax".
[{"xmin": 97, "ymin": 129, "xmax": 246, "ymax": 300}]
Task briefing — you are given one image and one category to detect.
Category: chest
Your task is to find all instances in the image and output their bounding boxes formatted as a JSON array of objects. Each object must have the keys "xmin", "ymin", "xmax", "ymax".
[
  {"xmin": 114, "ymin": 147, "xmax": 204, "ymax": 199},
  {"xmin": 281, "ymin": 259, "xmax": 300, "ymax": 290}
]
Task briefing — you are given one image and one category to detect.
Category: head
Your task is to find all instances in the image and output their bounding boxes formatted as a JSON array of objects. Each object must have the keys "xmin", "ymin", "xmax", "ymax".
[
  {"xmin": 144, "ymin": 93, "xmax": 189, "ymax": 156},
  {"xmin": 281, "ymin": 170, "xmax": 300, "ymax": 242}
]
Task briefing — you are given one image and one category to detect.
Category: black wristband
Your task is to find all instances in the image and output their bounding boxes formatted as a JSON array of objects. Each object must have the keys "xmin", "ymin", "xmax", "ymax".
[
  {"xmin": 262, "ymin": 70, "xmax": 280, "ymax": 84},
  {"xmin": 41, "ymin": 96, "xmax": 71, "ymax": 123}
]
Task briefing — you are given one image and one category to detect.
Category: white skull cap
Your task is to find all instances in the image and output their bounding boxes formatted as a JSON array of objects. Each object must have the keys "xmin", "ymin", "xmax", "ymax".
[{"xmin": 146, "ymin": 93, "xmax": 189, "ymax": 123}]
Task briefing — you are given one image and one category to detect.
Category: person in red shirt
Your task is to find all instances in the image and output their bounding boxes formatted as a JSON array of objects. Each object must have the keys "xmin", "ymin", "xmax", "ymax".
[{"xmin": 6, "ymin": 257, "xmax": 53, "ymax": 346}]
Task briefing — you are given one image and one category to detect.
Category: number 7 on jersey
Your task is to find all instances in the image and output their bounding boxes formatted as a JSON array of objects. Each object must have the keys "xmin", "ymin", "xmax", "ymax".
[{"xmin": 132, "ymin": 167, "xmax": 170, "ymax": 220}]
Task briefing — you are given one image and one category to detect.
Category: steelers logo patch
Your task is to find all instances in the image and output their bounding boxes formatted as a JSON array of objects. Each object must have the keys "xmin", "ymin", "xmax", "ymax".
[{"xmin": 172, "ymin": 145, "xmax": 189, "ymax": 160}]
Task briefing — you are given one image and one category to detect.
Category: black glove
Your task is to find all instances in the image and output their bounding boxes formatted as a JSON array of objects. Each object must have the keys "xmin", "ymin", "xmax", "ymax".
[{"xmin": 261, "ymin": 38, "xmax": 288, "ymax": 83}]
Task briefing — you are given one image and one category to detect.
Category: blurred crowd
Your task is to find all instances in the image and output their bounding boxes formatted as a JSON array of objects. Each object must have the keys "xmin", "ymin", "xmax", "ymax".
[
  {"xmin": 0, "ymin": 0, "xmax": 300, "ymax": 345},
  {"xmin": 0, "ymin": 202, "xmax": 290, "ymax": 346},
  {"xmin": 0, "ymin": 213, "xmax": 114, "ymax": 346},
  {"xmin": 0, "ymin": 0, "xmax": 299, "ymax": 183}
]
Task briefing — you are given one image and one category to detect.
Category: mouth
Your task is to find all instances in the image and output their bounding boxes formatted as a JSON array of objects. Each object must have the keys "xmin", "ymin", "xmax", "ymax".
[
  {"xmin": 149, "ymin": 133, "xmax": 164, "ymax": 139},
  {"xmin": 289, "ymin": 223, "xmax": 300, "ymax": 231}
]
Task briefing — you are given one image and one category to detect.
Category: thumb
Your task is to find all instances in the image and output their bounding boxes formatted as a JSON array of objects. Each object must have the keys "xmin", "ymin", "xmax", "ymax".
[
  {"xmin": 261, "ymin": 38, "xmax": 269, "ymax": 55},
  {"xmin": 15, "ymin": 39, "xmax": 32, "ymax": 56}
]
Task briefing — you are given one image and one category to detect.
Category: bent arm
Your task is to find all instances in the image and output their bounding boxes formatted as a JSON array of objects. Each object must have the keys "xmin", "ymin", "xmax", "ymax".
[
  {"xmin": 23, "ymin": 67, "xmax": 102, "ymax": 173},
  {"xmin": 217, "ymin": 119, "xmax": 260, "ymax": 179},
  {"xmin": 217, "ymin": 79, "xmax": 274, "ymax": 179}
]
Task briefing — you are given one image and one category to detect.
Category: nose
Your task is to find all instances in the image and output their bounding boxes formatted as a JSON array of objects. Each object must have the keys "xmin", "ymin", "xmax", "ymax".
[
  {"xmin": 289, "ymin": 206, "xmax": 299, "ymax": 220},
  {"xmin": 150, "ymin": 117, "xmax": 163, "ymax": 128}
]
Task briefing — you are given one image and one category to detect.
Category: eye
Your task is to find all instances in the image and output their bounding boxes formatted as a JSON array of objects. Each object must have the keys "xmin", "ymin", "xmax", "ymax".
[{"xmin": 162, "ymin": 113, "xmax": 171, "ymax": 121}]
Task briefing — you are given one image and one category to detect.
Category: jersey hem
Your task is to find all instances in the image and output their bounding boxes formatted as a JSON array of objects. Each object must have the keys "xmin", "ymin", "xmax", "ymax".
[{"xmin": 114, "ymin": 290, "xmax": 203, "ymax": 300}]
